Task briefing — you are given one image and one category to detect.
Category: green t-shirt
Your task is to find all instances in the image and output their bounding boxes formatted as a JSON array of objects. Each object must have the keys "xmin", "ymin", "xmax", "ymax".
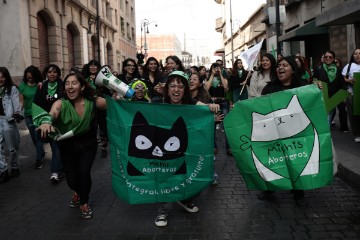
[{"xmin": 18, "ymin": 82, "xmax": 38, "ymax": 116}]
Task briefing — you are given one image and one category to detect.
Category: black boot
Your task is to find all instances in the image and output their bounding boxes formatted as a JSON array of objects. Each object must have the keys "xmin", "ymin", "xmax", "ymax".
[{"xmin": 0, "ymin": 170, "xmax": 10, "ymax": 183}]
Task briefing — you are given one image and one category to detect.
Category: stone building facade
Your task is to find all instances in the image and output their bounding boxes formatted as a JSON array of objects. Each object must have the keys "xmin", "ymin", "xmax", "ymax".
[{"xmin": 0, "ymin": 0, "xmax": 136, "ymax": 82}]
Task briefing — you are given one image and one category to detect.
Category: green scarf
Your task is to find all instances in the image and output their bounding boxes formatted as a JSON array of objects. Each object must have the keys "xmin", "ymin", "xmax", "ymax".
[
  {"xmin": 0, "ymin": 87, "xmax": 4, "ymax": 98},
  {"xmin": 238, "ymin": 70, "xmax": 243, "ymax": 78},
  {"xmin": 323, "ymin": 63, "xmax": 337, "ymax": 83},
  {"xmin": 32, "ymin": 99, "xmax": 94, "ymax": 141},
  {"xmin": 48, "ymin": 81, "xmax": 58, "ymax": 96}
]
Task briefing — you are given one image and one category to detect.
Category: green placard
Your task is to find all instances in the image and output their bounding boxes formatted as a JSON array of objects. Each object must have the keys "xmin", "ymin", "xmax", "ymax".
[
  {"xmin": 313, "ymin": 78, "xmax": 349, "ymax": 113},
  {"xmin": 224, "ymin": 85, "xmax": 333, "ymax": 191},
  {"xmin": 106, "ymin": 98, "xmax": 214, "ymax": 204}
]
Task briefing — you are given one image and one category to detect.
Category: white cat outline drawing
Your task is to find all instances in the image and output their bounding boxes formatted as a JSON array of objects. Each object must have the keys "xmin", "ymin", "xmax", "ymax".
[{"xmin": 240, "ymin": 95, "xmax": 320, "ymax": 182}]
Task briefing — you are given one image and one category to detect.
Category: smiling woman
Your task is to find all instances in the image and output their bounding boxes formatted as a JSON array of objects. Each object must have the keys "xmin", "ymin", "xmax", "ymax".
[{"xmin": 36, "ymin": 73, "xmax": 106, "ymax": 220}]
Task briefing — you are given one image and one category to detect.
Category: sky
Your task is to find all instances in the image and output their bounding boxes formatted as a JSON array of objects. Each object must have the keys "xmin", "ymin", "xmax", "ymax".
[{"xmin": 135, "ymin": 0, "xmax": 266, "ymax": 59}]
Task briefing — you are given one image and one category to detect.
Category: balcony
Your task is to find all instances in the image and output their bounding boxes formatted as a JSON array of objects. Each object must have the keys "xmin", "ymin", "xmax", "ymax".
[{"xmin": 215, "ymin": 17, "xmax": 224, "ymax": 33}]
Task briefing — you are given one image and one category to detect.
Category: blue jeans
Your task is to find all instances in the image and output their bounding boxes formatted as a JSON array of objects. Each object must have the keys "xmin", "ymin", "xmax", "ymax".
[
  {"xmin": 0, "ymin": 117, "xmax": 20, "ymax": 172},
  {"xmin": 49, "ymin": 140, "xmax": 63, "ymax": 173},
  {"xmin": 24, "ymin": 116, "xmax": 45, "ymax": 161}
]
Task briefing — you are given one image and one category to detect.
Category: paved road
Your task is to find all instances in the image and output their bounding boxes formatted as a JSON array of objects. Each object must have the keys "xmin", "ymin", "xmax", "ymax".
[{"xmin": 1, "ymin": 123, "xmax": 360, "ymax": 240}]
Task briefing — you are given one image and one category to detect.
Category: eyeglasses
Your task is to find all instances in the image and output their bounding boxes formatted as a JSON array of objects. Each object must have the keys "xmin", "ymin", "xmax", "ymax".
[
  {"xmin": 324, "ymin": 55, "xmax": 333, "ymax": 59},
  {"xmin": 169, "ymin": 84, "xmax": 185, "ymax": 89},
  {"xmin": 126, "ymin": 64, "xmax": 135, "ymax": 68},
  {"xmin": 134, "ymin": 86, "xmax": 145, "ymax": 91}
]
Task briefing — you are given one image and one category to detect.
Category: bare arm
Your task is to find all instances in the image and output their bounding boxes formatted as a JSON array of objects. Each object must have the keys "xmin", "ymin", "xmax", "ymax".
[{"xmin": 36, "ymin": 100, "xmax": 62, "ymax": 138}]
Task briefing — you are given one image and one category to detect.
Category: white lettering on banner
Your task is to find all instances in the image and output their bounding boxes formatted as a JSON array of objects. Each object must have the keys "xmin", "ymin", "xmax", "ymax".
[
  {"xmin": 268, "ymin": 151, "xmax": 309, "ymax": 165},
  {"xmin": 116, "ymin": 152, "xmax": 207, "ymax": 196}
]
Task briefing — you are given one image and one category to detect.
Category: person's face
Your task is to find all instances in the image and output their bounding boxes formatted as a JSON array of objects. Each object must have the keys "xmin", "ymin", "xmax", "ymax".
[
  {"xmin": 167, "ymin": 78, "xmax": 185, "ymax": 105},
  {"xmin": 125, "ymin": 61, "xmax": 136, "ymax": 74},
  {"xmin": 261, "ymin": 56, "xmax": 271, "ymax": 71},
  {"xmin": 237, "ymin": 60, "xmax": 243, "ymax": 69},
  {"xmin": 0, "ymin": 72, "xmax": 5, "ymax": 87},
  {"xmin": 276, "ymin": 60, "xmax": 293, "ymax": 86},
  {"xmin": 148, "ymin": 60, "xmax": 158, "ymax": 72},
  {"xmin": 295, "ymin": 58, "xmax": 301, "ymax": 68},
  {"xmin": 277, "ymin": 54, "xmax": 283, "ymax": 61},
  {"xmin": 65, "ymin": 75, "xmax": 84, "ymax": 100},
  {"xmin": 323, "ymin": 52, "xmax": 334, "ymax": 65},
  {"xmin": 321, "ymin": 55, "xmax": 325, "ymax": 63},
  {"xmin": 189, "ymin": 74, "xmax": 201, "ymax": 91},
  {"xmin": 199, "ymin": 68, "xmax": 206, "ymax": 76},
  {"xmin": 138, "ymin": 66, "xmax": 143, "ymax": 75},
  {"xmin": 26, "ymin": 72, "xmax": 35, "ymax": 85},
  {"xmin": 47, "ymin": 67, "xmax": 58, "ymax": 82},
  {"xmin": 89, "ymin": 64, "xmax": 98, "ymax": 75},
  {"xmin": 216, "ymin": 60, "xmax": 223, "ymax": 68},
  {"xmin": 353, "ymin": 49, "xmax": 360, "ymax": 64},
  {"xmin": 134, "ymin": 82, "xmax": 145, "ymax": 99},
  {"xmin": 166, "ymin": 58, "xmax": 178, "ymax": 71}
]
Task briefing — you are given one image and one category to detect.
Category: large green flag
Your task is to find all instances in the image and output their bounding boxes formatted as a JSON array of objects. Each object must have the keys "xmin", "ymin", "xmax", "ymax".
[
  {"xmin": 224, "ymin": 85, "xmax": 334, "ymax": 191},
  {"xmin": 106, "ymin": 98, "xmax": 214, "ymax": 204}
]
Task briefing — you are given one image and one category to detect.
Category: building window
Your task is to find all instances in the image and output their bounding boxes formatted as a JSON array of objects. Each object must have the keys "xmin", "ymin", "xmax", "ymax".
[
  {"xmin": 115, "ymin": 10, "xmax": 118, "ymax": 25},
  {"xmin": 127, "ymin": 22, "xmax": 131, "ymax": 40},
  {"xmin": 131, "ymin": 27, "xmax": 135, "ymax": 42},
  {"xmin": 121, "ymin": 17, "xmax": 125, "ymax": 36}
]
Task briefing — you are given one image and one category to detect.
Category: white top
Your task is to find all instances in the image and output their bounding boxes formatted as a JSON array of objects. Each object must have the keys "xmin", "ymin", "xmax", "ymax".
[
  {"xmin": 248, "ymin": 71, "xmax": 271, "ymax": 98},
  {"xmin": 342, "ymin": 63, "xmax": 360, "ymax": 79}
]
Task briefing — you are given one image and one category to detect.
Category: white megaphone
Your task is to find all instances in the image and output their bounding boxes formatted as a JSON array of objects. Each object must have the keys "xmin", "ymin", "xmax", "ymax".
[{"xmin": 94, "ymin": 65, "xmax": 134, "ymax": 98}]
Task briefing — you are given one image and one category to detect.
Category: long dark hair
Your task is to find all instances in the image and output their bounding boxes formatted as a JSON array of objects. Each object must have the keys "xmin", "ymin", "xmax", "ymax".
[
  {"xmin": 62, "ymin": 73, "xmax": 95, "ymax": 101},
  {"xmin": 231, "ymin": 59, "xmax": 246, "ymax": 76},
  {"xmin": 165, "ymin": 55, "xmax": 185, "ymax": 72},
  {"xmin": 164, "ymin": 75, "xmax": 192, "ymax": 104},
  {"xmin": 345, "ymin": 48, "xmax": 360, "ymax": 76},
  {"xmin": 259, "ymin": 53, "xmax": 277, "ymax": 80},
  {"xmin": 190, "ymin": 72, "xmax": 211, "ymax": 103},
  {"xmin": 122, "ymin": 58, "xmax": 140, "ymax": 76},
  {"xmin": 22, "ymin": 65, "xmax": 43, "ymax": 84},
  {"xmin": 274, "ymin": 56, "xmax": 303, "ymax": 88},
  {"xmin": 143, "ymin": 57, "xmax": 162, "ymax": 80},
  {"xmin": 83, "ymin": 59, "xmax": 101, "ymax": 79},
  {"xmin": 0, "ymin": 67, "xmax": 15, "ymax": 95}
]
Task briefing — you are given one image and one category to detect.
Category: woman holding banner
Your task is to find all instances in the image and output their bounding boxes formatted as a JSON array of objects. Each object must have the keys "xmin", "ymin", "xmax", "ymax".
[
  {"xmin": 342, "ymin": 48, "xmax": 360, "ymax": 143},
  {"xmin": 260, "ymin": 56, "xmax": 310, "ymax": 207},
  {"xmin": 36, "ymin": 73, "xmax": 106, "ymax": 219},
  {"xmin": 155, "ymin": 70, "xmax": 219, "ymax": 227}
]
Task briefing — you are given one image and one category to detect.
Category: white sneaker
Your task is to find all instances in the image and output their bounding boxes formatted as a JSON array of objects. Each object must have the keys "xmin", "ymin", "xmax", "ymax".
[
  {"xmin": 177, "ymin": 201, "xmax": 199, "ymax": 213},
  {"xmin": 50, "ymin": 173, "xmax": 60, "ymax": 184},
  {"xmin": 155, "ymin": 214, "xmax": 167, "ymax": 227},
  {"xmin": 355, "ymin": 137, "xmax": 360, "ymax": 143}
]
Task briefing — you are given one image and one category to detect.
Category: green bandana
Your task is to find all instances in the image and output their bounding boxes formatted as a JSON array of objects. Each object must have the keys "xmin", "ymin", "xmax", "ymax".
[
  {"xmin": 238, "ymin": 70, "xmax": 243, "ymax": 78},
  {"xmin": 48, "ymin": 81, "xmax": 58, "ymax": 96},
  {"xmin": 0, "ymin": 87, "xmax": 4, "ymax": 97},
  {"xmin": 322, "ymin": 63, "xmax": 337, "ymax": 83}
]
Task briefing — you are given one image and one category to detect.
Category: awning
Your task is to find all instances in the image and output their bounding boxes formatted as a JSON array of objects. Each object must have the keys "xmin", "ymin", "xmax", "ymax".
[
  {"xmin": 278, "ymin": 20, "xmax": 328, "ymax": 42},
  {"xmin": 316, "ymin": 0, "xmax": 360, "ymax": 26},
  {"xmin": 214, "ymin": 48, "xmax": 224, "ymax": 56}
]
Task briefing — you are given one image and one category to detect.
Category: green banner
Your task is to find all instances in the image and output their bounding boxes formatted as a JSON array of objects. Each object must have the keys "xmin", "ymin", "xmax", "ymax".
[
  {"xmin": 353, "ymin": 72, "xmax": 360, "ymax": 115},
  {"xmin": 314, "ymin": 79, "xmax": 349, "ymax": 113},
  {"xmin": 224, "ymin": 85, "xmax": 333, "ymax": 191},
  {"xmin": 106, "ymin": 98, "xmax": 214, "ymax": 204}
]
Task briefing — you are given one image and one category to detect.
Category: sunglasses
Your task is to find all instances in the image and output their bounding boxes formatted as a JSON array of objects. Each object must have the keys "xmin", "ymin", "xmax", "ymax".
[{"xmin": 324, "ymin": 55, "xmax": 333, "ymax": 59}]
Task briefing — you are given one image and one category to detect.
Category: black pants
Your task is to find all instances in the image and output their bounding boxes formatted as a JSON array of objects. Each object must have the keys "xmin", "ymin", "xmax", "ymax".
[{"xmin": 59, "ymin": 143, "xmax": 97, "ymax": 205}]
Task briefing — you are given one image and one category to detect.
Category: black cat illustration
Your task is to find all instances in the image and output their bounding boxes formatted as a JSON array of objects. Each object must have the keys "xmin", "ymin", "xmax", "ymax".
[{"xmin": 127, "ymin": 111, "xmax": 188, "ymax": 176}]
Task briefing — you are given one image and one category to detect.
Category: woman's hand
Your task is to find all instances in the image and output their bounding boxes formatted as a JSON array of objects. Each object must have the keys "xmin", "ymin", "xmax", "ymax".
[
  {"xmin": 344, "ymin": 76, "xmax": 355, "ymax": 84},
  {"xmin": 215, "ymin": 112, "xmax": 224, "ymax": 122},
  {"xmin": 154, "ymin": 82, "xmax": 164, "ymax": 94},
  {"xmin": 314, "ymin": 80, "xmax": 323, "ymax": 90},
  {"xmin": 208, "ymin": 103, "xmax": 220, "ymax": 113},
  {"xmin": 36, "ymin": 123, "xmax": 55, "ymax": 139}
]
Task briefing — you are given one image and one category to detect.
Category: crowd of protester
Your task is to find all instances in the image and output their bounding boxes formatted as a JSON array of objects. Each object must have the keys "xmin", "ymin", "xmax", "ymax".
[{"xmin": 0, "ymin": 48, "xmax": 359, "ymax": 225}]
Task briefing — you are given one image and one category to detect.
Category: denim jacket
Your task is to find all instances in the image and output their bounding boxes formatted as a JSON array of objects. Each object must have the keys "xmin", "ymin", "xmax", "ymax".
[{"xmin": 1, "ymin": 86, "xmax": 22, "ymax": 122}]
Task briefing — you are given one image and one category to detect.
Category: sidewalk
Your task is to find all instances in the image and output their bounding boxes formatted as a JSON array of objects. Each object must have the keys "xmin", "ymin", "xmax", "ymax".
[{"xmin": 331, "ymin": 124, "xmax": 360, "ymax": 189}]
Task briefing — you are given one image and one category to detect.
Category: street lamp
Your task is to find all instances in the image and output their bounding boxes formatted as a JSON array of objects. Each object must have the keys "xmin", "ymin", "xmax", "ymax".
[
  {"xmin": 140, "ymin": 19, "xmax": 158, "ymax": 58},
  {"xmin": 88, "ymin": 0, "xmax": 101, "ymax": 64}
]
